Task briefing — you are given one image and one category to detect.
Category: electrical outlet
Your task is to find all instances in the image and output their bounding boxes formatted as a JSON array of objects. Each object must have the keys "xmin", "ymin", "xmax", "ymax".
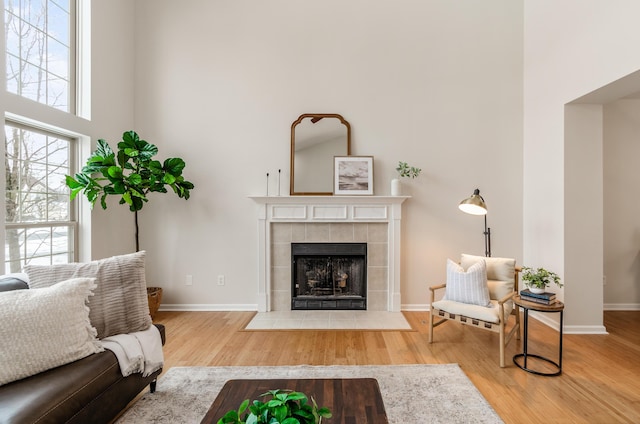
[
  {"xmin": 185, "ymin": 275, "xmax": 193, "ymax": 286},
  {"xmin": 217, "ymin": 275, "xmax": 225, "ymax": 286}
]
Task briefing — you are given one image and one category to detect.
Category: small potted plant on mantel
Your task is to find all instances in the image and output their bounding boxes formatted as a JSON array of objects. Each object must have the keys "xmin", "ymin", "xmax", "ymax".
[
  {"xmin": 521, "ymin": 266, "xmax": 563, "ymax": 294},
  {"xmin": 217, "ymin": 389, "xmax": 332, "ymax": 424},
  {"xmin": 391, "ymin": 161, "xmax": 422, "ymax": 196}
]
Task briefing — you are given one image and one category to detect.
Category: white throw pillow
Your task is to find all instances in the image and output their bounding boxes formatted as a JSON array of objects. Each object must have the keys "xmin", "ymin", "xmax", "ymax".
[
  {"xmin": 24, "ymin": 251, "xmax": 151, "ymax": 339},
  {"xmin": 0, "ymin": 278, "xmax": 103, "ymax": 386},
  {"xmin": 444, "ymin": 258, "xmax": 492, "ymax": 307}
]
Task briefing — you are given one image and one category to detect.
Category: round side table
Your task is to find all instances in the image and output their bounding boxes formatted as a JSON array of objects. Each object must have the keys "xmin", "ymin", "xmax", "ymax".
[{"xmin": 512, "ymin": 294, "xmax": 564, "ymax": 376}]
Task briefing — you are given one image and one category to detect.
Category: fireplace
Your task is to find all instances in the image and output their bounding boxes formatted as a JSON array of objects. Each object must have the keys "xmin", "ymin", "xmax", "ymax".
[
  {"xmin": 249, "ymin": 195, "xmax": 408, "ymax": 312},
  {"xmin": 291, "ymin": 243, "xmax": 367, "ymax": 310}
]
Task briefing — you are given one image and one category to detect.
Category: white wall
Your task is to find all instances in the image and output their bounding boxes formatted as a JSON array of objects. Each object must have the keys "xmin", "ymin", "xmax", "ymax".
[
  {"xmin": 603, "ymin": 99, "xmax": 640, "ymax": 310},
  {"xmin": 524, "ymin": 1, "xmax": 640, "ymax": 331},
  {"xmin": 120, "ymin": 0, "xmax": 523, "ymax": 309}
]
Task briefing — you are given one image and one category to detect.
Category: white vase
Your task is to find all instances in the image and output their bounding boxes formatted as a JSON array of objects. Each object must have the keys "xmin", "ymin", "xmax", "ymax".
[
  {"xmin": 528, "ymin": 287, "xmax": 545, "ymax": 294},
  {"xmin": 391, "ymin": 179, "xmax": 402, "ymax": 196}
]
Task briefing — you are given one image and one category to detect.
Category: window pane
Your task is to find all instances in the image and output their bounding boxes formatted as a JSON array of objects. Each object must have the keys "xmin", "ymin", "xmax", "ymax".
[
  {"xmin": 47, "ymin": 137, "xmax": 68, "ymax": 166},
  {"xmin": 47, "ymin": 73, "xmax": 68, "ymax": 111},
  {"xmin": 5, "ymin": 227, "xmax": 25, "ymax": 273},
  {"xmin": 4, "ymin": 124, "xmax": 76, "ymax": 270},
  {"xmin": 24, "ymin": 0, "xmax": 47, "ymax": 31},
  {"xmin": 4, "ymin": 0, "xmax": 73, "ymax": 112},
  {"xmin": 51, "ymin": 226, "xmax": 71, "ymax": 254},
  {"xmin": 48, "ymin": 1, "xmax": 69, "ymax": 46},
  {"xmin": 6, "ymin": 54, "xmax": 20, "ymax": 92},
  {"xmin": 23, "ymin": 130, "xmax": 48, "ymax": 162},
  {"xmin": 27, "ymin": 227, "xmax": 51, "ymax": 258},
  {"xmin": 48, "ymin": 36, "xmax": 68, "ymax": 79},
  {"xmin": 19, "ymin": 61, "xmax": 46, "ymax": 103}
]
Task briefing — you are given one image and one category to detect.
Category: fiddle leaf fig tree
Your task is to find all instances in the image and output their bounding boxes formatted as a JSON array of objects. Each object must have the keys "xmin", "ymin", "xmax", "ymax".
[{"xmin": 65, "ymin": 131, "xmax": 195, "ymax": 251}]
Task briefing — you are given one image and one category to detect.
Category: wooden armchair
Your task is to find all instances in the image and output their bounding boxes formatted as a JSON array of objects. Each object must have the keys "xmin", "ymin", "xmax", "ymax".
[{"xmin": 428, "ymin": 254, "xmax": 521, "ymax": 367}]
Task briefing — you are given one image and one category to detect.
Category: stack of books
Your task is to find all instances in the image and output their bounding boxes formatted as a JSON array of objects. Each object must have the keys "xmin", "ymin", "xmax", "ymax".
[{"xmin": 520, "ymin": 289, "xmax": 556, "ymax": 305}]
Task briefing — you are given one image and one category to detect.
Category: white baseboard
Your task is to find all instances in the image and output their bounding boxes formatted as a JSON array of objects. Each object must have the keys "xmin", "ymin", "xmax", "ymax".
[
  {"xmin": 159, "ymin": 304, "xmax": 257, "ymax": 312},
  {"xmin": 604, "ymin": 303, "xmax": 640, "ymax": 311},
  {"xmin": 563, "ymin": 325, "xmax": 608, "ymax": 334},
  {"xmin": 401, "ymin": 304, "xmax": 429, "ymax": 311}
]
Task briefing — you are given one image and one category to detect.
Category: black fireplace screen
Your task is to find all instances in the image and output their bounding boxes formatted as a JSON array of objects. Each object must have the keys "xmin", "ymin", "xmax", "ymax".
[{"xmin": 291, "ymin": 243, "xmax": 366, "ymax": 310}]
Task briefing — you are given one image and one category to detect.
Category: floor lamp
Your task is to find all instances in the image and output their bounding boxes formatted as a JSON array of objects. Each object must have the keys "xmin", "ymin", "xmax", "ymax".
[{"xmin": 459, "ymin": 188, "xmax": 491, "ymax": 257}]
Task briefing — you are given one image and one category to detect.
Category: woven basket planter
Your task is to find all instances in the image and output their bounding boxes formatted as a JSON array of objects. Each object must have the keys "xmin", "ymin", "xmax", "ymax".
[{"xmin": 147, "ymin": 287, "xmax": 163, "ymax": 320}]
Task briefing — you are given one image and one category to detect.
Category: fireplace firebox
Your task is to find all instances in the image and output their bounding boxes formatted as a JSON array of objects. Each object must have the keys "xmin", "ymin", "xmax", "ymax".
[{"xmin": 291, "ymin": 243, "xmax": 367, "ymax": 310}]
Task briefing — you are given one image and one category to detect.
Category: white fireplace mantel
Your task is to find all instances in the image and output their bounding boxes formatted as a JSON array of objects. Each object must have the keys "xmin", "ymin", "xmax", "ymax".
[{"xmin": 249, "ymin": 195, "xmax": 410, "ymax": 312}]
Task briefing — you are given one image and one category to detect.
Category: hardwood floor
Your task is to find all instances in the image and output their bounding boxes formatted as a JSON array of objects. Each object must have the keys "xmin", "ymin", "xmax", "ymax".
[{"xmin": 154, "ymin": 310, "xmax": 640, "ymax": 423}]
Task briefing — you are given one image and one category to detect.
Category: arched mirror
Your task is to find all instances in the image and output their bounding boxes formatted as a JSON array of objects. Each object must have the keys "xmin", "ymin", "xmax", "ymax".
[{"xmin": 290, "ymin": 113, "xmax": 351, "ymax": 195}]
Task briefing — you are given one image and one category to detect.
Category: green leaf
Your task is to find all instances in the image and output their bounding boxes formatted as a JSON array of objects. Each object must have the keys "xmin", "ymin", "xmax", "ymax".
[
  {"xmin": 107, "ymin": 166, "xmax": 123, "ymax": 179},
  {"xmin": 238, "ymin": 399, "xmax": 250, "ymax": 415},
  {"xmin": 162, "ymin": 173, "xmax": 176, "ymax": 184},
  {"xmin": 100, "ymin": 194, "xmax": 108, "ymax": 209},
  {"xmin": 121, "ymin": 130, "xmax": 139, "ymax": 147},
  {"xmin": 128, "ymin": 173, "xmax": 143, "ymax": 186},
  {"xmin": 95, "ymin": 139, "xmax": 114, "ymax": 158},
  {"xmin": 65, "ymin": 175, "xmax": 83, "ymax": 189},
  {"xmin": 124, "ymin": 147, "xmax": 140, "ymax": 157},
  {"xmin": 113, "ymin": 181, "xmax": 126, "ymax": 194},
  {"xmin": 130, "ymin": 196, "xmax": 145, "ymax": 211},
  {"xmin": 139, "ymin": 142, "xmax": 158, "ymax": 160},
  {"xmin": 285, "ymin": 392, "xmax": 306, "ymax": 402},
  {"xmin": 122, "ymin": 191, "xmax": 132, "ymax": 205},
  {"xmin": 164, "ymin": 157, "xmax": 186, "ymax": 175},
  {"xmin": 317, "ymin": 407, "xmax": 332, "ymax": 418},
  {"xmin": 69, "ymin": 186, "xmax": 83, "ymax": 200}
]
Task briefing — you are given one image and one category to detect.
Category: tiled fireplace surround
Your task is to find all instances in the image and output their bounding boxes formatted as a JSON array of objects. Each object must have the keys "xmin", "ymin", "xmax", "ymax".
[{"xmin": 250, "ymin": 196, "xmax": 408, "ymax": 312}]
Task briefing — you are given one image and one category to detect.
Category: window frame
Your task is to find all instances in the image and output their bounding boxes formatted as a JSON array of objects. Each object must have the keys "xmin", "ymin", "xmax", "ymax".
[{"xmin": 4, "ymin": 120, "xmax": 80, "ymax": 272}]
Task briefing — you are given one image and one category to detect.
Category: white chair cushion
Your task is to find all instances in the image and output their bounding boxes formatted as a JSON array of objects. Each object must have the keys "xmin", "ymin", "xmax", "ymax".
[
  {"xmin": 443, "ymin": 259, "xmax": 491, "ymax": 307},
  {"xmin": 461, "ymin": 254, "xmax": 515, "ymax": 282},
  {"xmin": 432, "ymin": 299, "xmax": 514, "ymax": 324},
  {"xmin": 461, "ymin": 254, "xmax": 516, "ymax": 300}
]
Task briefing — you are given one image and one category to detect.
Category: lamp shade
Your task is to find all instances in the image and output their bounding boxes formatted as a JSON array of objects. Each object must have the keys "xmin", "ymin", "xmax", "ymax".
[{"xmin": 459, "ymin": 189, "xmax": 487, "ymax": 215}]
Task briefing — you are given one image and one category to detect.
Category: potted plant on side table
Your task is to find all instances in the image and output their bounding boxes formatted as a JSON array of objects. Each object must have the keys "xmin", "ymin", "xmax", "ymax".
[{"xmin": 521, "ymin": 267, "xmax": 563, "ymax": 294}]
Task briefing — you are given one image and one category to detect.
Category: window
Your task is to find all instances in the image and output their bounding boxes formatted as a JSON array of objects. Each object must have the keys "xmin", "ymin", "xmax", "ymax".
[
  {"xmin": 4, "ymin": 0, "xmax": 75, "ymax": 112},
  {"xmin": 4, "ymin": 123, "xmax": 77, "ymax": 272}
]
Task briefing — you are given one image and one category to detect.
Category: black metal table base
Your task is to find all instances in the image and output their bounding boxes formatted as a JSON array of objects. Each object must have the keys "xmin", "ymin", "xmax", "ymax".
[
  {"xmin": 512, "ymin": 306, "xmax": 563, "ymax": 376},
  {"xmin": 513, "ymin": 353, "xmax": 561, "ymax": 376}
]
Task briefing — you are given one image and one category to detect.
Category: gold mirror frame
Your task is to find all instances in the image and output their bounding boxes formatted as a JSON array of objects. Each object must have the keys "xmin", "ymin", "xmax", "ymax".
[{"xmin": 290, "ymin": 113, "xmax": 351, "ymax": 195}]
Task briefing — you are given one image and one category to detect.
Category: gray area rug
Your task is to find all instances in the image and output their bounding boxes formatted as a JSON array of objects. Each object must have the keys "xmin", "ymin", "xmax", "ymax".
[{"xmin": 117, "ymin": 364, "xmax": 503, "ymax": 424}]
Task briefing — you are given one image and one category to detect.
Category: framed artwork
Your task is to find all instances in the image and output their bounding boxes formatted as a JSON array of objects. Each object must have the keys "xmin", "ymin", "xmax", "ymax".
[{"xmin": 334, "ymin": 156, "xmax": 374, "ymax": 195}]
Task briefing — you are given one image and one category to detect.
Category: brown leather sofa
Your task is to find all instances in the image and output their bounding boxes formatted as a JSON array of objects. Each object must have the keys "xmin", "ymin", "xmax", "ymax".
[{"xmin": 0, "ymin": 277, "xmax": 165, "ymax": 424}]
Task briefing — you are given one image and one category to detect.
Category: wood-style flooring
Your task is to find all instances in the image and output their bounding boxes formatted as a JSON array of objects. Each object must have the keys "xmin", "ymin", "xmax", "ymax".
[{"xmin": 153, "ymin": 310, "xmax": 640, "ymax": 424}]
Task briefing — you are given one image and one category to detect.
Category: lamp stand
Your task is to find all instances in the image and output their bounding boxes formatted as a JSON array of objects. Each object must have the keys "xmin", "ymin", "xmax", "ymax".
[{"xmin": 484, "ymin": 215, "xmax": 491, "ymax": 257}]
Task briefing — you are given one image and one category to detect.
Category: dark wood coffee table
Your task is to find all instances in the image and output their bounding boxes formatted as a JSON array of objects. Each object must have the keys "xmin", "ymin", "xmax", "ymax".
[{"xmin": 201, "ymin": 378, "xmax": 388, "ymax": 424}]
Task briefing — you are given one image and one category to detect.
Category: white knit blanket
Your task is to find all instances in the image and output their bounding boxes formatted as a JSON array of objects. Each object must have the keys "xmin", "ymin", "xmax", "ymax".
[{"xmin": 101, "ymin": 325, "xmax": 164, "ymax": 377}]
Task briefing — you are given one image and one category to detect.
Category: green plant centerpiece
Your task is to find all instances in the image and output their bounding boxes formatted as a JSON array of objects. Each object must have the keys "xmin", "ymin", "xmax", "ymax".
[
  {"xmin": 395, "ymin": 161, "xmax": 422, "ymax": 179},
  {"xmin": 65, "ymin": 131, "xmax": 194, "ymax": 251},
  {"xmin": 521, "ymin": 267, "xmax": 563, "ymax": 293},
  {"xmin": 218, "ymin": 389, "xmax": 332, "ymax": 424}
]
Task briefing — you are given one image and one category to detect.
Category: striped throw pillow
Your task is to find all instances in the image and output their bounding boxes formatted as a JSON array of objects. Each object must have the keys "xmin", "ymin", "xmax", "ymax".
[
  {"xmin": 24, "ymin": 251, "xmax": 151, "ymax": 339},
  {"xmin": 444, "ymin": 258, "xmax": 492, "ymax": 307}
]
